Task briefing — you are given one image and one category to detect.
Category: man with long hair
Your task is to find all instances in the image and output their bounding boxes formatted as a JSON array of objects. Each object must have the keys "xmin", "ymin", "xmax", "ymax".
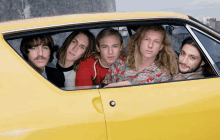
[
  {"xmin": 56, "ymin": 30, "xmax": 95, "ymax": 88},
  {"xmin": 172, "ymin": 37, "xmax": 206, "ymax": 80},
  {"xmin": 103, "ymin": 25, "xmax": 177, "ymax": 87},
  {"xmin": 20, "ymin": 35, "xmax": 64, "ymax": 87}
]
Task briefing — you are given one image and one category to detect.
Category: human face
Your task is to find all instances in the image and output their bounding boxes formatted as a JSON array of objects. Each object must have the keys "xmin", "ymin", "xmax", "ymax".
[
  {"xmin": 66, "ymin": 33, "xmax": 89, "ymax": 63},
  {"xmin": 97, "ymin": 35, "xmax": 122, "ymax": 67},
  {"xmin": 178, "ymin": 44, "xmax": 205, "ymax": 73},
  {"xmin": 139, "ymin": 30, "xmax": 164, "ymax": 61},
  {"xmin": 27, "ymin": 44, "xmax": 50, "ymax": 72}
]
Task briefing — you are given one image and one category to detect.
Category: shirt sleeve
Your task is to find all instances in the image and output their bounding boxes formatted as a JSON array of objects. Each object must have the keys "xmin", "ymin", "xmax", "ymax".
[{"xmin": 75, "ymin": 63, "xmax": 93, "ymax": 86}]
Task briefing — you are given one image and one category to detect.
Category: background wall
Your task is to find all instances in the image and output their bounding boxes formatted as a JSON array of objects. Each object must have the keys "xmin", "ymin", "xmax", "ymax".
[
  {"xmin": 0, "ymin": 0, "xmax": 116, "ymax": 22},
  {"xmin": 3, "ymin": 0, "xmax": 116, "ymax": 67}
]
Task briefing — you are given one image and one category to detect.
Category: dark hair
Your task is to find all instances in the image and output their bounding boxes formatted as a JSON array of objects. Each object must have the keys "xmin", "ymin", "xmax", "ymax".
[
  {"xmin": 20, "ymin": 35, "xmax": 54, "ymax": 63},
  {"xmin": 181, "ymin": 37, "xmax": 205, "ymax": 61},
  {"xmin": 95, "ymin": 28, "xmax": 124, "ymax": 59},
  {"xmin": 56, "ymin": 29, "xmax": 95, "ymax": 71},
  {"xmin": 181, "ymin": 37, "xmax": 216, "ymax": 77}
]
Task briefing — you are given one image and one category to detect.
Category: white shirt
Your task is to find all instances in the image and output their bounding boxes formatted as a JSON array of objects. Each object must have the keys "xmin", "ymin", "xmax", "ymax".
[{"xmin": 63, "ymin": 70, "xmax": 76, "ymax": 88}]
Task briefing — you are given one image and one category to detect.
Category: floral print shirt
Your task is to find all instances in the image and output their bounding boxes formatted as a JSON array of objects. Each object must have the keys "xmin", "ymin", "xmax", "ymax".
[{"xmin": 103, "ymin": 58, "xmax": 171, "ymax": 85}]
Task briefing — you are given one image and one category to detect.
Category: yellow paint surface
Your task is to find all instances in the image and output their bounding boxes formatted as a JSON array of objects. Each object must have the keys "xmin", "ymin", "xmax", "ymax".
[
  {"xmin": 0, "ymin": 12, "xmax": 189, "ymax": 34},
  {"xmin": 0, "ymin": 35, "xmax": 107, "ymax": 140},
  {"xmin": 99, "ymin": 78, "xmax": 220, "ymax": 140}
]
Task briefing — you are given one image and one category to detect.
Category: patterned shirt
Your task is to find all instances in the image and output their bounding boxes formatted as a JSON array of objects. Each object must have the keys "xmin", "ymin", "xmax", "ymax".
[{"xmin": 103, "ymin": 58, "xmax": 171, "ymax": 85}]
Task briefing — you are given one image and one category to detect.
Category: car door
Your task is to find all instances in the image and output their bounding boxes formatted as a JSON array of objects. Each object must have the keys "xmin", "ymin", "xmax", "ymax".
[
  {"xmin": 99, "ymin": 24, "xmax": 220, "ymax": 140},
  {"xmin": 99, "ymin": 78, "xmax": 220, "ymax": 140},
  {"xmin": 0, "ymin": 35, "xmax": 107, "ymax": 140}
]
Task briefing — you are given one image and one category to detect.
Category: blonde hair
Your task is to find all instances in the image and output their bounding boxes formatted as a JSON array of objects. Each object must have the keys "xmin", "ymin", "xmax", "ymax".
[
  {"xmin": 125, "ymin": 25, "xmax": 177, "ymax": 75},
  {"xmin": 94, "ymin": 28, "xmax": 124, "ymax": 59}
]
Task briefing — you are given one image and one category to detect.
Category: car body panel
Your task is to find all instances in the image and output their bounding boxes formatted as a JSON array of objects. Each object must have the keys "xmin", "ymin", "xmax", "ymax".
[
  {"xmin": 0, "ymin": 12, "xmax": 189, "ymax": 34},
  {"xmin": 99, "ymin": 78, "xmax": 220, "ymax": 140},
  {"xmin": 0, "ymin": 35, "xmax": 107, "ymax": 139},
  {"xmin": 0, "ymin": 11, "xmax": 220, "ymax": 140}
]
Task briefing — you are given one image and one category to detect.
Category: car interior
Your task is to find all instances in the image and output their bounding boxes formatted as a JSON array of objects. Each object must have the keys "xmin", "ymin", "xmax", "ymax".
[{"xmin": 4, "ymin": 20, "xmax": 218, "ymax": 90}]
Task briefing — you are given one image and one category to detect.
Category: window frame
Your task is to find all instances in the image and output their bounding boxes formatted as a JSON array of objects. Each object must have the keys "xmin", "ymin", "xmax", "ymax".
[
  {"xmin": 4, "ymin": 19, "xmax": 187, "ymax": 40},
  {"xmin": 4, "ymin": 18, "xmax": 220, "ymax": 90},
  {"xmin": 186, "ymin": 24, "xmax": 220, "ymax": 76}
]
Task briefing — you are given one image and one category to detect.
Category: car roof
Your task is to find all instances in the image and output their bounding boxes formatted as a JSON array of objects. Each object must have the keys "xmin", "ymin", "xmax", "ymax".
[{"xmin": 0, "ymin": 12, "xmax": 189, "ymax": 34}]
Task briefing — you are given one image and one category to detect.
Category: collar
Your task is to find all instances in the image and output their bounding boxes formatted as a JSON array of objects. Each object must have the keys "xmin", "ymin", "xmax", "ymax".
[
  {"xmin": 41, "ymin": 67, "xmax": 47, "ymax": 79},
  {"xmin": 98, "ymin": 59, "xmax": 110, "ymax": 68},
  {"xmin": 177, "ymin": 67, "xmax": 203, "ymax": 78},
  {"xmin": 140, "ymin": 62, "xmax": 158, "ymax": 72},
  {"xmin": 56, "ymin": 62, "xmax": 74, "ymax": 72}
]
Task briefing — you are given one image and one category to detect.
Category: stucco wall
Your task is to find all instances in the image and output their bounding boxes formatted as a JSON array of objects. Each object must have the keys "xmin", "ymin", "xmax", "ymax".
[
  {"xmin": 0, "ymin": 0, "xmax": 116, "ymax": 22},
  {"xmin": 3, "ymin": 0, "xmax": 116, "ymax": 67}
]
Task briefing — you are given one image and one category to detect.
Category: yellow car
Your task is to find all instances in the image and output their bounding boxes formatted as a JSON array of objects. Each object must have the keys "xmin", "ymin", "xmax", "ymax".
[{"xmin": 0, "ymin": 12, "xmax": 220, "ymax": 140}]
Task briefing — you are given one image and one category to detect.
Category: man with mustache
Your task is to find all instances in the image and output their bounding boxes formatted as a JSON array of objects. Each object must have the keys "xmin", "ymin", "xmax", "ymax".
[
  {"xmin": 20, "ymin": 35, "xmax": 64, "ymax": 87},
  {"xmin": 172, "ymin": 37, "xmax": 205, "ymax": 80}
]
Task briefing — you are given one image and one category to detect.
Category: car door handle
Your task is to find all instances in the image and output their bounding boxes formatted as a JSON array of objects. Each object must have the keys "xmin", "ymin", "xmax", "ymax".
[
  {"xmin": 92, "ymin": 96, "xmax": 104, "ymax": 114},
  {"xmin": 109, "ymin": 100, "xmax": 116, "ymax": 107}
]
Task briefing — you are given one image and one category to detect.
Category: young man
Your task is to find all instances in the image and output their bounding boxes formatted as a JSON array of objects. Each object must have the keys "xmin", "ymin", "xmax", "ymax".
[
  {"xmin": 20, "ymin": 35, "xmax": 65, "ymax": 87},
  {"xmin": 172, "ymin": 37, "xmax": 206, "ymax": 80},
  {"xmin": 75, "ymin": 28, "xmax": 124, "ymax": 88}
]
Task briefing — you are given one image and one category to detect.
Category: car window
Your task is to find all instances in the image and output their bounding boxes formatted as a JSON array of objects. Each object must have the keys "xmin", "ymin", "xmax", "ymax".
[
  {"xmin": 5, "ymin": 23, "xmax": 217, "ymax": 90},
  {"xmin": 165, "ymin": 25, "xmax": 191, "ymax": 54},
  {"xmin": 191, "ymin": 29, "xmax": 220, "ymax": 71},
  {"xmin": 102, "ymin": 24, "xmax": 218, "ymax": 88},
  {"xmin": 5, "ymin": 26, "xmax": 130, "ymax": 90}
]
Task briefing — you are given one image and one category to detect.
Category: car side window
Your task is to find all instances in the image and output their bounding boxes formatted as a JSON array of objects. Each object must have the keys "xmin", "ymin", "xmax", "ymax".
[
  {"xmin": 192, "ymin": 29, "xmax": 220, "ymax": 71},
  {"xmin": 5, "ymin": 27, "xmax": 131, "ymax": 90},
  {"xmin": 6, "ymin": 24, "xmax": 217, "ymax": 90}
]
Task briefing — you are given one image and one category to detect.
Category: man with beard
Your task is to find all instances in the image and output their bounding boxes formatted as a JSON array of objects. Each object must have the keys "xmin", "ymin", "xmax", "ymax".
[
  {"xmin": 172, "ymin": 37, "xmax": 205, "ymax": 80},
  {"xmin": 20, "ymin": 35, "xmax": 64, "ymax": 87}
]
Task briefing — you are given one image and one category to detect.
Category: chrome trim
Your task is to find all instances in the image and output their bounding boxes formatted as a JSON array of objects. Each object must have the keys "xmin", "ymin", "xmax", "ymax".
[
  {"xmin": 189, "ymin": 25, "xmax": 220, "ymax": 43},
  {"xmin": 2, "ymin": 15, "xmax": 220, "ymax": 36},
  {"xmin": 185, "ymin": 18, "xmax": 220, "ymax": 37},
  {"xmin": 186, "ymin": 24, "xmax": 220, "ymax": 76},
  {"xmin": 1, "ymin": 17, "xmax": 189, "ymax": 34}
]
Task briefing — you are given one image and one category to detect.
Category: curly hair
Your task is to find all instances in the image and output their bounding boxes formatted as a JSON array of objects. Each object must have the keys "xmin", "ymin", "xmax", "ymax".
[
  {"xmin": 56, "ymin": 29, "xmax": 95, "ymax": 71},
  {"xmin": 125, "ymin": 25, "xmax": 177, "ymax": 75},
  {"xmin": 20, "ymin": 35, "xmax": 54, "ymax": 63}
]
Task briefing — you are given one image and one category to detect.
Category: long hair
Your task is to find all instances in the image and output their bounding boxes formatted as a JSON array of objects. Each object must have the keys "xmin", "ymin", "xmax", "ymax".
[
  {"xmin": 20, "ymin": 35, "xmax": 54, "ymax": 63},
  {"xmin": 56, "ymin": 30, "xmax": 95, "ymax": 71},
  {"xmin": 125, "ymin": 25, "xmax": 177, "ymax": 75},
  {"xmin": 181, "ymin": 37, "xmax": 205, "ymax": 61},
  {"xmin": 181, "ymin": 37, "xmax": 216, "ymax": 77},
  {"xmin": 94, "ymin": 28, "xmax": 124, "ymax": 59}
]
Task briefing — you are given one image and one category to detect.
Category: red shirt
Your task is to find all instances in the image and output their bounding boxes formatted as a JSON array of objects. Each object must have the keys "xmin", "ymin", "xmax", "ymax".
[{"xmin": 75, "ymin": 54, "xmax": 109, "ymax": 86}]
